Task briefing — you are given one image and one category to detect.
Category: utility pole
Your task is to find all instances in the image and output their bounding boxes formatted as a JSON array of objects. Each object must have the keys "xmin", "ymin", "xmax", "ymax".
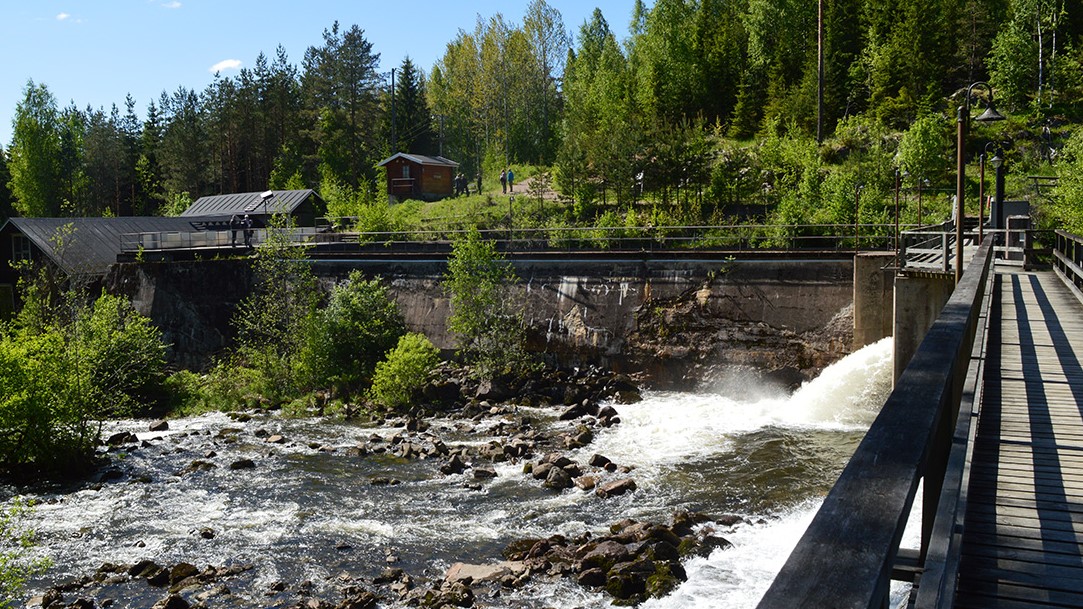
[
  {"xmin": 396, "ymin": 67, "xmax": 400, "ymax": 152},
  {"xmin": 817, "ymin": 0, "xmax": 824, "ymax": 144}
]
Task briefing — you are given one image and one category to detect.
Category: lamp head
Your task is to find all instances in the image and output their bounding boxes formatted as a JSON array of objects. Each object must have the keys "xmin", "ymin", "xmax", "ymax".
[
  {"xmin": 974, "ymin": 104, "xmax": 1006, "ymax": 122},
  {"xmin": 260, "ymin": 190, "xmax": 274, "ymax": 201},
  {"xmin": 990, "ymin": 154, "xmax": 1003, "ymax": 169}
]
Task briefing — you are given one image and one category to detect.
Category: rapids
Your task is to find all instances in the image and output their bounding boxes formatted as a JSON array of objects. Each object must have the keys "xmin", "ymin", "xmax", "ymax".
[{"xmin": 9, "ymin": 337, "xmax": 898, "ymax": 608}]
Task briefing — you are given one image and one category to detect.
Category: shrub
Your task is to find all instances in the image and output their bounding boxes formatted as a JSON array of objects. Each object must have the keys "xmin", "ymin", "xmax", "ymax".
[
  {"xmin": 296, "ymin": 273, "xmax": 405, "ymax": 396},
  {"xmin": 0, "ymin": 499, "xmax": 50, "ymax": 608},
  {"xmin": 445, "ymin": 230, "xmax": 531, "ymax": 379},
  {"xmin": 0, "ymin": 291, "xmax": 167, "ymax": 472},
  {"xmin": 369, "ymin": 333, "xmax": 441, "ymax": 410}
]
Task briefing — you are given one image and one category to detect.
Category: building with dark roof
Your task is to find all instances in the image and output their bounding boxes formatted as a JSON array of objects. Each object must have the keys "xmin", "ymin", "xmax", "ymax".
[
  {"xmin": 0, "ymin": 216, "xmax": 213, "ymax": 318},
  {"xmin": 0, "ymin": 190, "xmax": 329, "ymax": 319},
  {"xmin": 377, "ymin": 153, "xmax": 459, "ymax": 201},
  {"xmin": 181, "ymin": 189, "xmax": 323, "ymax": 226}
]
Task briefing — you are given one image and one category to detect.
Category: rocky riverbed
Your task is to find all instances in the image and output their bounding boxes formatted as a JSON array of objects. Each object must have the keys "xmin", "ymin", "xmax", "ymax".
[{"xmin": 13, "ymin": 340, "xmax": 897, "ymax": 609}]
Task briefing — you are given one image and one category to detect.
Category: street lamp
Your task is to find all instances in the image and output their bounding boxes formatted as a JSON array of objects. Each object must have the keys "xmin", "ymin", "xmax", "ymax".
[
  {"xmin": 955, "ymin": 81, "xmax": 1006, "ymax": 282},
  {"xmin": 991, "ymin": 152, "xmax": 1005, "ymax": 245}
]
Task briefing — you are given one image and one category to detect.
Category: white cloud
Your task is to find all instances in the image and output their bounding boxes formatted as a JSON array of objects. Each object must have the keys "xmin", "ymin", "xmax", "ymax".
[
  {"xmin": 162, "ymin": 1, "xmax": 182, "ymax": 8},
  {"xmin": 210, "ymin": 59, "xmax": 243, "ymax": 73},
  {"xmin": 56, "ymin": 12, "xmax": 71, "ymax": 21}
]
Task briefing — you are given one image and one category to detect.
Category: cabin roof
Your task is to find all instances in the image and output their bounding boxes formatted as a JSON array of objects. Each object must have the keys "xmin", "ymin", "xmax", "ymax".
[
  {"xmin": 181, "ymin": 189, "xmax": 320, "ymax": 218},
  {"xmin": 376, "ymin": 153, "xmax": 459, "ymax": 168},
  {"xmin": 2, "ymin": 216, "xmax": 206, "ymax": 276}
]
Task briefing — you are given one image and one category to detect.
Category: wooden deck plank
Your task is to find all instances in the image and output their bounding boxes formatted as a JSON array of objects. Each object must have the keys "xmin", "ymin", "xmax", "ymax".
[{"xmin": 955, "ymin": 268, "xmax": 1083, "ymax": 608}]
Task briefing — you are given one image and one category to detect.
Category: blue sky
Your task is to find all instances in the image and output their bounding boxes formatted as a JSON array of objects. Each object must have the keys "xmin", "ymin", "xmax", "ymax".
[{"xmin": 0, "ymin": 1, "xmax": 643, "ymax": 147}]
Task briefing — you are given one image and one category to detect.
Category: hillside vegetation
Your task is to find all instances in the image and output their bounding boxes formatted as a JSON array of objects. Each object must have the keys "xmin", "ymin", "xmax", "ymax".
[{"xmin": 2, "ymin": 0, "xmax": 1082, "ymax": 232}]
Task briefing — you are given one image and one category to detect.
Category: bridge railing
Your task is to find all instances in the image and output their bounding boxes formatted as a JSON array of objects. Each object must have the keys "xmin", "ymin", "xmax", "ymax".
[
  {"xmin": 1053, "ymin": 230, "xmax": 1083, "ymax": 303},
  {"xmin": 756, "ymin": 240, "xmax": 995, "ymax": 609}
]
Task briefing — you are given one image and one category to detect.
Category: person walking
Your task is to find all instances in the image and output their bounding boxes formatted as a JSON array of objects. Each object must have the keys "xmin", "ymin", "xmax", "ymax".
[
  {"xmin": 229, "ymin": 214, "xmax": 239, "ymax": 246},
  {"xmin": 242, "ymin": 214, "xmax": 253, "ymax": 247},
  {"xmin": 507, "ymin": 168, "xmax": 515, "ymax": 193},
  {"xmin": 499, "ymin": 169, "xmax": 507, "ymax": 194},
  {"xmin": 476, "ymin": 172, "xmax": 482, "ymax": 195}
]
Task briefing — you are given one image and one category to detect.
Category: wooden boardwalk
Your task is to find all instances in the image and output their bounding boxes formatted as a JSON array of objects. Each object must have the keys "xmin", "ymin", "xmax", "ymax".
[{"xmin": 955, "ymin": 268, "xmax": 1083, "ymax": 608}]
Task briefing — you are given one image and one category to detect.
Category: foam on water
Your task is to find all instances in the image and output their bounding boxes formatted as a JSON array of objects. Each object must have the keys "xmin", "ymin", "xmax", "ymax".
[{"xmin": 582, "ymin": 337, "xmax": 893, "ymax": 470}]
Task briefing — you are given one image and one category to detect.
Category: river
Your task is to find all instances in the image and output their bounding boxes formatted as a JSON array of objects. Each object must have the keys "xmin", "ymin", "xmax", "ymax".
[{"xmin": 11, "ymin": 337, "xmax": 903, "ymax": 608}]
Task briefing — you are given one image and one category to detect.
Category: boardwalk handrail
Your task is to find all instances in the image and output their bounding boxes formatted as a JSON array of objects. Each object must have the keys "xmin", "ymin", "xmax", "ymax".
[
  {"xmin": 911, "ymin": 244, "xmax": 996, "ymax": 609},
  {"xmin": 757, "ymin": 240, "xmax": 994, "ymax": 609},
  {"xmin": 1053, "ymin": 230, "xmax": 1083, "ymax": 303}
]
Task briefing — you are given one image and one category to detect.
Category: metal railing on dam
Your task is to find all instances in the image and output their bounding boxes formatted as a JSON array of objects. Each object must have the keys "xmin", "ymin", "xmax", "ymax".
[
  {"xmin": 120, "ymin": 223, "xmax": 906, "ymax": 259},
  {"xmin": 757, "ymin": 240, "xmax": 996, "ymax": 609}
]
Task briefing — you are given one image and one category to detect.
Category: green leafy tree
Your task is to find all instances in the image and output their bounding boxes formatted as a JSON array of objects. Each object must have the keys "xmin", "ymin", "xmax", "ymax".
[
  {"xmin": 988, "ymin": 18, "xmax": 1039, "ymax": 109},
  {"xmin": 302, "ymin": 21, "xmax": 384, "ymax": 189},
  {"xmin": 523, "ymin": 0, "xmax": 570, "ymax": 164},
  {"xmin": 8, "ymin": 81, "xmax": 64, "ymax": 217},
  {"xmin": 233, "ymin": 213, "xmax": 318, "ymax": 401},
  {"xmin": 445, "ymin": 230, "xmax": 529, "ymax": 379},
  {"xmin": 297, "ymin": 272, "xmax": 406, "ymax": 396},
  {"xmin": 1052, "ymin": 129, "xmax": 1083, "ymax": 233},
  {"xmin": 0, "ymin": 146, "xmax": 14, "ymax": 223},
  {"xmin": 896, "ymin": 114, "xmax": 950, "ymax": 186},
  {"xmin": 369, "ymin": 332, "xmax": 441, "ymax": 410},
  {"xmin": 0, "ymin": 283, "xmax": 166, "ymax": 472}
]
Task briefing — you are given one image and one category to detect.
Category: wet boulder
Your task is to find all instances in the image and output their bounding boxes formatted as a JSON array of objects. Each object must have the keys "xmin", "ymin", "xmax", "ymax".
[
  {"xmin": 149, "ymin": 420, "xmax": 169, "ymax": 432},
  {"xmin": 228, "ymin": 458, "xmax": 255, "ymax": 470},
  {"xmin": 446, "ymin": 561, "xmax": 525, "ymax": 584},
  {"xmin": 337, "ymin": 590, "xmax": 378, "ymax": 609},
  {"xmin": 576, "ymin": 568, "xmax": 606, "ymax": 588},
  {"xmin": 575, "ymin": 475, "xmax": 597, "ymax": 491},
  {"xmin": 106, "ymin": 431, "xmax": 139, "ymax": 446},
  {"xmin": 473, "ymin": 466, "xmax": 498, "ymax": 480},
  {"xmin": 151, "ymin": 594, "xmax": 189, "ymax": 609},
  {"xmin": 543, "ymin": 466, "xmax": 573, "ymax": 490},
  {"xmin": 502, "ymin": 538, "xmax": 543, "ymax": 561},
  {"xmin": 440, "ymin": 454, "xmax": 467, "ymax": 475},
  {"xmin": 530, "ymin": 462, "xmax": 554, "ymax": 481},
  {"xmin": 577, "ymin": 540, "xmax": 631, "ymax": 572},
  {"xmin": 588, "ymin": 454, "xmax": 612, "ymax": 468},
  {"xmin": 178, "ymin": 460, "xmax": 216, "ymax": 476},
  {"xmin": 558, "ymin": 404, "xmax": 587, "ymax": 420},
  {"xmin": 596, "ymin": 478, "xmax": 637, "ymax": 499}
]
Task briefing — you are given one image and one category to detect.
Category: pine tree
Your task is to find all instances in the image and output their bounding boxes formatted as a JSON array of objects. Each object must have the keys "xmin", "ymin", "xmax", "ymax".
[{"xmin": 393, "ymin": 57, "xmax": 434, "ymax": 156}]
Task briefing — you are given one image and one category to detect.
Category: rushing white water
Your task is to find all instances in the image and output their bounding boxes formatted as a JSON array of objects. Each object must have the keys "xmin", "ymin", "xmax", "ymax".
[
  {"xmin": 12, "ymin": 337, "xmax": 897, "ymax": 608},
  {"xmin": 572, "ymin": 336, "xmax": 896, "ymax": 608}
]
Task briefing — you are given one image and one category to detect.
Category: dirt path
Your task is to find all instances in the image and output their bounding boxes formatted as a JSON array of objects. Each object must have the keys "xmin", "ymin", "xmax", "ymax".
[{"xmin": 510, "ymin": 174, "xmax": 562, "ymax": 201}]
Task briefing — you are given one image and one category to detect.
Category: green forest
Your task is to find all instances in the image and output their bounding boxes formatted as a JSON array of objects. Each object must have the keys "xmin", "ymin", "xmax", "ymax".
[{"xmin": 1, "ymin": 0, "xmax": 1082, "ymax": 233}]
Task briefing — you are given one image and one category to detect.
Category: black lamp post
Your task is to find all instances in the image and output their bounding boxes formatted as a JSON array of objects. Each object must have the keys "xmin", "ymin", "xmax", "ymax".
[
  {"xmin": 955, "ymin": 81, "xmax": 1006, "ymax": 283},
  {"xmin": 894, "ymin": 169, "xmax": 901, "ymax": 266},
  {"xmin": 991, "ymin": 152, "xmax": 1005, "ymax": 241}
]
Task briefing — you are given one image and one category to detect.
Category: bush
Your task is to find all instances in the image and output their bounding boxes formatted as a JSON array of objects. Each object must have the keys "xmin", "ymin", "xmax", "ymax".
[
  {"xmin": 0, "ymin": 291, "xmax": 167, "ymax": 473},
  {"xmin": 445, "ymin": 230, "xmax": 531, "ymax": 379},
  {"xmin": 0, "ymin": 499, "xmax": 50, "ymax": 607},
  {"xmin": 296, "ymin": 273, "xmax": 406, "ymax": 397},
  {"xmin": 369, "ymin": 333, "xmax": 441, "ymax": 410}
]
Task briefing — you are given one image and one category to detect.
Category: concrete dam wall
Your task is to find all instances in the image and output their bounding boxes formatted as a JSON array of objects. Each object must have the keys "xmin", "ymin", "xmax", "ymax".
[{"xmin": 106, "ymin": 256, "xmax": 856, "ymax": 388}]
